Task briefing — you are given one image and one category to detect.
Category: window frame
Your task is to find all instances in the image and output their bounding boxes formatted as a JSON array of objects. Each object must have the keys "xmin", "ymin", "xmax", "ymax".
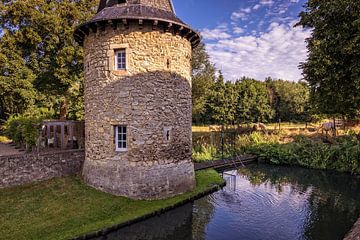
[
  {"xmin": 115, "ymin": 49, "xmax": 127, "ymax": 71},
  {"xmin": 115, "ymin": 125, "xmax": 127, "ymax": 152}
]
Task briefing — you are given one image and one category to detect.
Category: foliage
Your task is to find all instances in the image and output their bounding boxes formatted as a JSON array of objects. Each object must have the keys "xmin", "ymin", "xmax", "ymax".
[
  {"xmin": 192, "ymin": 145, "xmax": 218, "ymax": 162},
  {"xmin": 0, "ymin": 0, "xmax": 98, "ymax": 121},
  {"xmin": 191, "ymin": 66, "xmax": 311, "ymax": 125},
  {"xmin": 245, "ymin": 134, "xmax": 360, "ymax": 174},
  {"xmin": 297, "ymin": 0, "xmax": 360, "ymax": 117},
  {"xmin": 266, "ymin": 78, "xmax": 311, "ymax": 122},
  {"xmin": 192, "ymin": 144, "xmax": 234, "ymax": 162},
  {"xmin": 0, "ymin": 169, "xmax": 224, "ymax": 240},
  {"xmin": 205, "ymin": 72, "xmax": 238, "ymax": 124},
  {"xmin": 0, "ymin": 135, "xmax": 10, "ymax": 143},
  {"xmin": 3, "ymin": 108, "xmax": 54, "ymax": 150},
  {"xmin": 191, "ymin": 43, "xmax": 216, "ymax": 124},
  {"xmin": 235, "ymin": 78, "xmax": 274, "ymax": 123}
]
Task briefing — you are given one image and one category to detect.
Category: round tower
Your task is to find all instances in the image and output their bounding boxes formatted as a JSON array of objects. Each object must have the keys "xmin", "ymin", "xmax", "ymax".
[{"xmin": 74, "ymin": 0, "xmax": 200, "ymax": 199}]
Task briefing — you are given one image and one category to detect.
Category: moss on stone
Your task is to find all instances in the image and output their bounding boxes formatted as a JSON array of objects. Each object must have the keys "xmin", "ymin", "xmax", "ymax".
[{"xmin": 0, "ymin": 169, "xmax": 224, "ymax": 240}]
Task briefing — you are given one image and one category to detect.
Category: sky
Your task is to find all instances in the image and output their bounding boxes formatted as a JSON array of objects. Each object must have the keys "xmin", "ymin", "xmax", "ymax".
[{"xmin": 173, "ymin": 0, "xmax": 311, "ymax": 82}]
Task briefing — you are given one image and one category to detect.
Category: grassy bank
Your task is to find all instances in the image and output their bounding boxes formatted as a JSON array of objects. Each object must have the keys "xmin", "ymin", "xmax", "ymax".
[{"xmin": 0, "ymin": 169, "xmax": 224, "ymax": 240}]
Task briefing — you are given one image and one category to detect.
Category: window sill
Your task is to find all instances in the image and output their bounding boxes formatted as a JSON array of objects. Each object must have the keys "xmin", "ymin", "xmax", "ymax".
[
  {"xmin": 115, "ymin": 149, "xmax": 128, "ymax": 153},
  {"xmin": 111, "ymin": 70, "xmax": 128, "ymax": 76}
]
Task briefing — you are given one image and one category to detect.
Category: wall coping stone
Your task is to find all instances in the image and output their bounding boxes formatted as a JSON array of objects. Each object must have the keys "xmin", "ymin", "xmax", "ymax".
[{"xmin": 0, "ymin": 149, "xmax": 85, "ymax": 159}]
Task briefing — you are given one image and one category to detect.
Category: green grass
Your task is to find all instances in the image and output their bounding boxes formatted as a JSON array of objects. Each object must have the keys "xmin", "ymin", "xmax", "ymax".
[{"xmin": 0, "ymin": 169, "xmax": 224, "ymax": 240}]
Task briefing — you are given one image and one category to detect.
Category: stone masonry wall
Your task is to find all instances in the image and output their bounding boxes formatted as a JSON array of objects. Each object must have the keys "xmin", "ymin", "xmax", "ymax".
[
  {"xmin": 82, "ymin": 23, "xmax": 195, "ymax": 200},
  {"xmin": 139, "ymin": 0, "xmax": 173, "ymax": 12},
  {"xmin": 0, "ymin": 150, "xmax": 84, "ymax": 188}
]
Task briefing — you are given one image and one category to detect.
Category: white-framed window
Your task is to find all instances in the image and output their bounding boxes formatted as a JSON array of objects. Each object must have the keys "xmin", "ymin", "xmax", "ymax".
[
  {"xmin": 115, "ymin": 49, "xmax": 126, "ymax": 70},
  {"xmin": 115, "ymin": 125, "xmax": 127, "ymax": 151}
]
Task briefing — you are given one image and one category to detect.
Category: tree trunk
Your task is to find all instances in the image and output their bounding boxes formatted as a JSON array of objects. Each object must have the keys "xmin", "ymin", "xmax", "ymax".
[{"xmin": 59, "ymin": 98, "xmax": 68, "ymax": 121}]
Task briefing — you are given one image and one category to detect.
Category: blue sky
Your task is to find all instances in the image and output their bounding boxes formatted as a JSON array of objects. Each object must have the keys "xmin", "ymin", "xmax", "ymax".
[{"xmin": 173, "ymin": 0, "xmax": 310, "ymax": 81}]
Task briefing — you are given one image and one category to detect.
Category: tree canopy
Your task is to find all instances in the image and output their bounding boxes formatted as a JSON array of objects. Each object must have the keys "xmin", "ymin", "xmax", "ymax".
[
  {"xmin": 297, "ymin": 0, "xmax": 360, "ymax": 117},
  {"xmin": 0, "ymin": 0, "xmax": 98, "ymax": 121},
  {"xmin": 267, "ymin": 78, "xmax": 311, "ymax": 122},
  {"xmin": 192, "ymin": 43, "xmax": 217, "ymax": 124}
]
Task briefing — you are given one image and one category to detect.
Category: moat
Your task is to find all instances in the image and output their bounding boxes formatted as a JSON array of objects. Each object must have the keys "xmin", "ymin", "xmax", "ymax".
[{"xmin": 92, "ymin": 164, "xmax": 360, "ymax": 240}]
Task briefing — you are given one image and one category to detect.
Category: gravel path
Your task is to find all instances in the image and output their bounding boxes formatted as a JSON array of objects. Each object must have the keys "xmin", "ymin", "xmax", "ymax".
[{"xmin": 0, "ymin": 143, "xmax": 22, "ymax": 156}]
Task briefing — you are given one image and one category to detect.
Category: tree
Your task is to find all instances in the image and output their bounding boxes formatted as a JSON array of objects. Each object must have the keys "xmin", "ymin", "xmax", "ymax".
[
  {"xmin": 297, "ymin": 0, "xmax": 360, "ymax": 118},
  {"xmin": 235, "ymin": 78, "xmax": 274, "ymax": 123},
  {"xmin": 205, "ymin": 71, "xmax": 226, "ymax": 124},
  {"xmin": 0, "ymin": 32, "xmax": 37, "ymax": 120},
  {"xmin": 0, "ymin": 0, "xmax": 98, "ymax": 121},
  {"xmin": 267, "ymin": 79, "xmax": 311, "ymax": 122},
  {"xmin": 191, "ymin": 43, "xmax": 216, "ymax": 124}
]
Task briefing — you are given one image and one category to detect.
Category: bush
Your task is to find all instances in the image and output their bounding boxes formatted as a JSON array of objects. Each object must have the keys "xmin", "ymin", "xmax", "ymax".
[
  {"xmin": 192, "ymin": 145, "xmax": 218, "ymax": 162},
  {"xmin": 4, "ymin": 108, "xmax": 54, "ymax": 150},
  {"xmin": 244, "ymin": 133, "xmax": 360, "ymax": 175},
  {"xmin": 192, "ymin": 143, "xmax": 234, "ymax": 162}
]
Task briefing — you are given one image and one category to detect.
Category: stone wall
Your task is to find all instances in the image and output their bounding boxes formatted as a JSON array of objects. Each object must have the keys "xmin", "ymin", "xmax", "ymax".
[
  {"xmin": 82, "ymin": 23, "xmax": 195, "ymax": 200},
  {"xmin": 139, "ymin": 0, "xmax": 174, "ymax": 12},
  {"xmin": 0, "ymin": 150, "xmax": 84, "ymax": 188}
]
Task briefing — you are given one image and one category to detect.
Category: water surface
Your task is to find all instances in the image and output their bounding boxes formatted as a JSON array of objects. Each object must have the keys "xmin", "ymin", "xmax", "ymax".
[{"xmin": 94, "ymin": 164, "xmax": 360, "ymax": 240}]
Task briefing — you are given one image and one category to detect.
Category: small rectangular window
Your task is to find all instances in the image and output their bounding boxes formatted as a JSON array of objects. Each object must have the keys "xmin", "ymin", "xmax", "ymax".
[
  {"xmin": 115, "ymin": 49, "xmax": 126, "ymax": 70},
  {"xmin": 115, "ymin": 125, "xmax": 127, "ymax": 151}
]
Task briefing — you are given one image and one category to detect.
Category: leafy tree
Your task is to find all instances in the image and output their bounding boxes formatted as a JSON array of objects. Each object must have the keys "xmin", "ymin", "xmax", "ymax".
[
  {"xmin": 297, "ymin": 0, "xmax": 360, "ymax": 118},
  {"xmin": 267, "ymin": 79, "xmax": 311, "ymax": 122},
  {"xmin": 192, "ymin": 43, "xmax": 216, "ymax": 124},
  {"xmin": 0, "ymin": 33, "xmax": 37, "ymax": 120},
  {"xmin": 205, "ymin": 71, "xmax": 226, "ymax": 124},
  {"xmin": 235, "ymin": 78, "xmax": 274, "ymax": 123},
  {"xmin": 0, "ymin": 0, "xmax": 98, "ymax": 121},
  {"xmin": 223, "ymin": 81, "xmax": 238, "ymax": 125}
]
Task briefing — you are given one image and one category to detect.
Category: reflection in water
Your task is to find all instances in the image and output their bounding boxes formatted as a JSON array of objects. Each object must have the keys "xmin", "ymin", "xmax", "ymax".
[
  {"xmin": 201, "ymin": 164, "xmax": 360, "ymax": 240},
  {"xmin": 90, "ymin": 164, "xmax": 360, "ymax": 240},
  {"xmin": 92, "ymin": 203, "xmax": 193, "ymax": 240}
]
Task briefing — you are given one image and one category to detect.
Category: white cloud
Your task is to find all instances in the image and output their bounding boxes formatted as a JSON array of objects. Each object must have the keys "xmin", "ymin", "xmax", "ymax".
[
  {"xmin": 201, "ymin": 24, "xmax": 231, "ymax": 40},
  {"xmin": 260, "ymin": 0, "xmax": 274, "ymax": 6},
  {"xmin": 233, "ymin": 27, "xmax": 245, "ymax": 34},
  {"xmin": 231, "ymin": 7, "xmax": 253, "ymax": 21},
  {"xmin": 205, "ymin": 22, "xmax": 311, "ymax": 81},
  {"xmin": 290, "ymin": 0, "xmax": 300, "ymax": 3},
  {"xmin": 253, "ymin": 4, "xmax": 262, "ymax": 10},
  {"xmin": 242, "ymin": 7, "xmax": 252, "ymax": 13}
]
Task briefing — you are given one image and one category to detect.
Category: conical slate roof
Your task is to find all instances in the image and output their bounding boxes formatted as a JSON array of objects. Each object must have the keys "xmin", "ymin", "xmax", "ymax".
[{"xmin": 74, "ymin": 0, "xmax": 200, "ymax": 48}]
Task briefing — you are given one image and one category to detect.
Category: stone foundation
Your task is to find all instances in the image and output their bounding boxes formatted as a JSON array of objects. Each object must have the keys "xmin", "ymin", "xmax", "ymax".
[{"xmin": 83, "ymin": 160, "xmax": 195, "ymax": 200}]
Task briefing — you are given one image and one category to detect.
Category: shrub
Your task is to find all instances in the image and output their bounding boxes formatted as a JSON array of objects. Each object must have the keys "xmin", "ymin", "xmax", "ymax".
[
  {"xmin": 245, "ymin": 134, "xmax": 360, "ymax": 175},
  {"xmin": 192, "ymin": 143, "xmax": 234, "ymax": 162},
  {"xmin": 192, "ymin": 145, "xmax": 218, "ymax": 162},
  {"xmin": 4, "ymin": 108, "xmax": 54, "ymax": 150}
]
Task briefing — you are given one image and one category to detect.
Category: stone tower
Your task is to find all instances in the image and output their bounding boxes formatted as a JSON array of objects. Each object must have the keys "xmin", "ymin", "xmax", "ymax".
[{"xmin": 74, "ymin": 0, "xmax": 200, "ymax": 199}]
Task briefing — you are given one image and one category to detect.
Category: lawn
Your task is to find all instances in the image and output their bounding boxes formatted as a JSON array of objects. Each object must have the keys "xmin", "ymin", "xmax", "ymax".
[{"xmin": 0, "ymin": 169, "xmax": 224, "ymax": 240}]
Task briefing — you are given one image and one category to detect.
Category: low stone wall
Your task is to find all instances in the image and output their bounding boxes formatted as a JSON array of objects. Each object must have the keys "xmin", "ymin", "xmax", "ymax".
[
  {"xmin": 0, "ymin": 150, "xmax": 85, "ymax": 188},
  {"xmin": 344, "ymin": 218, "xmax": 360, "ymax": 240}
]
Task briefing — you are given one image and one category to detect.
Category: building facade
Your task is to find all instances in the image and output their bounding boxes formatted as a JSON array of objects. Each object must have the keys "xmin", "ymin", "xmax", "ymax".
[{"xmin": 74, "ymin": 0, "xmax": 200, "ymax": 199}]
